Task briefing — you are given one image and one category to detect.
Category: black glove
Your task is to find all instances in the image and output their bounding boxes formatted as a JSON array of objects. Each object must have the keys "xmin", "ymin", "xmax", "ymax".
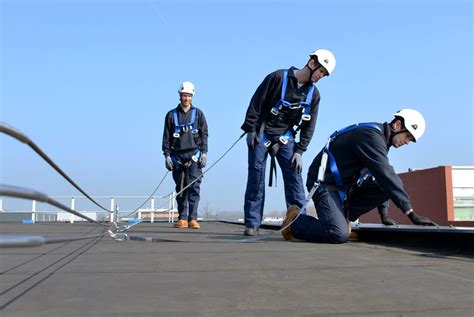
[
  {"xmin": 246, "ymin": 132, "xmax": 260, "ymax": 149},
  {"xmin": 291, "ymin": 153, "xmax": 303, "ymax": 174},
  {"xmin": 407, "ymin": 211, "xmax": 437, "ymax": 226},
  {"xmin": 199, "ymin": 153, "xmax": 207, "ymax": 168},
  {"xmin": 165, "ymin": 156, "xmax": 173, "ymax": 171},
  {"xmin": 380, "ymin": 214, "xmax": 398, "ymax": 226}
]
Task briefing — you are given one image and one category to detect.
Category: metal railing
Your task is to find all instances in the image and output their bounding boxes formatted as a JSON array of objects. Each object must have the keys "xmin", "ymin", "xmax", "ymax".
[{"xmin": 0, "ymin": 194, "xmax": 177, "ymax": 223}]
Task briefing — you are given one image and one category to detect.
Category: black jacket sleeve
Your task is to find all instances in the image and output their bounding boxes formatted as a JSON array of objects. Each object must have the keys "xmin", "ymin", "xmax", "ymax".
[
  {"xmin": 241, "ymin": 71, "xmax": 280, "ymax": 133},
  {"xmin": 352, "ymin": 128, "xmax": 413, "ymax": 212},
  {"xmin": 162, "ymin": 111, "xmax": 173, "ymax": 157}
]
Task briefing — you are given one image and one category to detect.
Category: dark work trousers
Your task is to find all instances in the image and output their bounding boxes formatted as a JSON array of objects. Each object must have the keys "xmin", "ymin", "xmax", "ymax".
[
  {"xmin": 171, "ymin": 152, "xmax": 202, "ymax": 221},
  {"xmin": 244, "ymin": 137, "xmax": 305, "ymax": 228},
  {"xmin": 291, "ymin": 179, "xmax": 389, "ymax": 243}
]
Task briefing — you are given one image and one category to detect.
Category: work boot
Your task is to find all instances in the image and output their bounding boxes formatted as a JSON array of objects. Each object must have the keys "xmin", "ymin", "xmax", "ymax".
[
  {"xmin": 347, "ymin": 221, "xmax": 358, "ymax": 241},
  {"xmin": 281, "ymin": 205, "xmax": 300, "ymax": 241},
  {"xmin": 243, "ymin": 227, "xmax": 259, "ymax": 236},
  {"xmin": 348, "ymin": 231, "xmax": 360, "ymax": 241},
  {"xmin": 173, "ymin": 219, "xmax": 188, "ymax": 228},
  {"xmin": 188, "ymin": 219, "xmax": 200, "ymax": 229}
]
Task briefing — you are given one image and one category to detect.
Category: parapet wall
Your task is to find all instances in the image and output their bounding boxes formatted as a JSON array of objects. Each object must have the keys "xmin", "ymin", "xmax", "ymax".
[{"xmin": 359, "ymin": 166, "xmax": 473, "ymax": 227}]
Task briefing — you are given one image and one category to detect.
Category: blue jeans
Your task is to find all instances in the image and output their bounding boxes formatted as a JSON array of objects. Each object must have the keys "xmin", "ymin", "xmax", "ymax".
[
  {"xmin": 244, "ymin": 137, "xmax": 305, "ymax": 228},
  {"xmin": 171, "ymin": 151, "xmax": 202, "ymax": 221}
]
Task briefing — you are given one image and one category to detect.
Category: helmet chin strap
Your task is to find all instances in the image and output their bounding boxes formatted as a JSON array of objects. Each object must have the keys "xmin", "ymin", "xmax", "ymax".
[
  {"xmin": 306, "ymin": 64, "xmax": 322, "ymax": 83},
  {"xmin": 389, "ymin": 127, "xmax": 409, "ymax": 145}
]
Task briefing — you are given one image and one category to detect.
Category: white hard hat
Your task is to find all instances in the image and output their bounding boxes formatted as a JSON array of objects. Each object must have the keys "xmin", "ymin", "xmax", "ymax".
[
  {"xmin": 394, "ymin": 109, "xmax": 426, "ymax": 141},
  {"xmin": 309, "ymin": 49, "xmax": 336, "ymax": 75},
  {"xmin": 178, "ymin": 81, "xmax": 195, "ymax": 95}
]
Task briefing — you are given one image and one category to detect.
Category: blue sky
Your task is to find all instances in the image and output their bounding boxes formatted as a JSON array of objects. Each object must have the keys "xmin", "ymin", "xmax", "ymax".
[{"xmin": 1, "ymin": 0, "xmax": 472, "ymax": 214}]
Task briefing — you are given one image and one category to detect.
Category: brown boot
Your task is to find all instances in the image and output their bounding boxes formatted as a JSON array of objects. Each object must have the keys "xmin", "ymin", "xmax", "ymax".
[
  {"xmin": 173, "ymin": 219, "xmax": 188, "ymax": 228},
  {"xmin": 281, "ymin": 205, "xmax": 300, "ymax": 240},
  {"xmin": 188, "ymin": 220, "xmax": 200, "ymax": 229}
]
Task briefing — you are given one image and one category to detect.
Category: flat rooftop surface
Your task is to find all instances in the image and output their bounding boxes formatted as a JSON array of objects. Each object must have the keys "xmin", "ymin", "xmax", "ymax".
[{"xmin": 1, "ymin": 222, "xmax": 473, "ymax": 317}]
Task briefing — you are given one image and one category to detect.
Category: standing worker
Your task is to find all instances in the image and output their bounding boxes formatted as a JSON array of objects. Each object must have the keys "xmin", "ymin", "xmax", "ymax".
[
  {"xmin": 241, "ymin": 49, "xmax": 336, "ymax": 236},
  {"xmin": 281, "ymin": 109, "xmax": 437, "ymax": 243},
  {"xmin": 162, "ymin": 82, "xmax": 208, "ymax": 229}
]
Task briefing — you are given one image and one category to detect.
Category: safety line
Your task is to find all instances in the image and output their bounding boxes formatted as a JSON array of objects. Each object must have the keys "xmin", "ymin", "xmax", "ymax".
[
  {"xmin": 175, "ymin": 131, "xmax": 246, "ymax": 197},
  {"xmin": 121, "ymin": 171, "xmax": 170, "ymax": 218},
  {"xmin": 0, "ymin": 228, "xmax": 105, "ymax": 297},
  {"xmin": 130, "ymin": 132, "xmax": 247, "ymax": 219},
  {"xmin": 0, "ymin": 184, "xmax": 107, "ymax": 226},
  {"xmin": 0, "ymin": 225, "xmax": 101, "ymax": 273},
  {"xmin": 1, "ymin": 122, "xmax": 246, "ymax": 243},
  {"xmin": 1, "ymin": 122, "xmax": 113, "ymax": 213},
  {"xmin": 1, "ymin": 122, "xmax": 172, "ymax": 220},
  {"xmin": 0, "ymin": 233, "xmax": 104, "ymax": 311},
  {"xmin": 236, "ymin": 183, "xmax": 320, "ymax": 242}
]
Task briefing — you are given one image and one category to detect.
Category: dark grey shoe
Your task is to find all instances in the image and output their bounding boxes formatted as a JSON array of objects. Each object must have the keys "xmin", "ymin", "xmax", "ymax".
[{"xmin": 243, "ymin": 227, "xmax": 259, "ymax": 236}]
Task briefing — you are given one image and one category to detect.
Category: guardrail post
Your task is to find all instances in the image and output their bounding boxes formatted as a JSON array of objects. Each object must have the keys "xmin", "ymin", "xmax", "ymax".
[
  {"xmin": 110, "ymin": 197, "xmax": 115, "ymax": 222},
  {"xmin": 151, "ymin": 197, "xmax": 155, "ymax": 223},
  {"xmin": 31, "ymin": 200, "xmax": 36, "ymax": 223},
  {"xmin": 169, "ymin": 193, "xmax": 176, "ymax": 223},
  {"xmin": 70, "ymin": 197, "xmax": 75, "ymax": 223}
]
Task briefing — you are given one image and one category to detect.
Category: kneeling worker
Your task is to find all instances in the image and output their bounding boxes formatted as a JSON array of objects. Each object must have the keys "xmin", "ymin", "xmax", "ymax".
[{"xmin": 281, "ymin": 109, "xmax": 437, "ymax": 243}]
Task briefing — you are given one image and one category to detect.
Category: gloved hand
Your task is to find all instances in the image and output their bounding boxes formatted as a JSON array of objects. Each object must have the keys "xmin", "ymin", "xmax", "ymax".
[
  {"xmin": 380, "ymin": 214, "xmax": 398, "ymax": 226},
  {"xmin": 165, "ymin": 156, "xmax": 174, "ymax": 171},
  {"xmin": 407, "ymin": 211, "xmax": 438, "ymax": 226},
  {"xmin": 246, "ymin": 132, "xmax": 260, "ymax": 149},
  {"xmin": 291, "ymin": 153, "xmax": 303, "ymax": 174},
  {"xmin": 199, "ymin": 153, "xmax": 207, "ymax": 168}
]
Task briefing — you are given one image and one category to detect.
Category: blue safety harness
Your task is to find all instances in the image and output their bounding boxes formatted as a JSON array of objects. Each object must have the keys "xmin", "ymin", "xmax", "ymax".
[
  {"xmin": 323, "ymin": 123, "xmax": 382, "ymax": 203},
  {"xmin": 172, "ymin": 108, "xmax": 198, "ymax": 138},
  {"xmin": 258, "ymin": 70, "xmax": 316, "ymax": 187},
  {"xmin": 170, "ymin": 150, "xmax": 201, "ymax": 166},
  {"xmin": 170, "ymin": 106, "xmax": 202, "ymax": 196},
  {"xmin": 270, "ymin": 70, "xmax": 315, "ymax": 121},
  {"xmin": 170, "ymin": 107, "xmax": 202, "ymax": 192}
]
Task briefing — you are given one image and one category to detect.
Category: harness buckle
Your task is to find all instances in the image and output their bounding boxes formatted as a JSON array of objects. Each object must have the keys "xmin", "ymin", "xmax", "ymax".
[
  {"xmin": 192, "ymin": 128, "xmax": 199, "ymax": 134},
  {"xmin": 270, "ymin": 108, "xmax": 279, "ymax": 115},
  {"xmin": 264, "ymin": 140, "xmax": 272, "ymax": 147},
  {"xmin": 279, "ymin": 135, "xmax": 289, "ymax": 145},
  {"xmin": 173, "ymin": 132, "xmax": 180, "ymax": 138},
  {"xmin": 289, "ymin": 102, "xmax": 302, "ymax": 109},
  {"xmin": 191, "ymin": 150, "xmax": 201, "ymax": 162},
  {"xmin": 301, "ymin": 114, "xmax": 311, "ymax": 121}
]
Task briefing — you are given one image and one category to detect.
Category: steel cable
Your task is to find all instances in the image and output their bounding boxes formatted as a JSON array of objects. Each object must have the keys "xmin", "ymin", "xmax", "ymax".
[
  {"xmin": 1, "ymin": 122, "xmax": 113, "ymax": 213},
  {"xmin": 1, "ymin": 122, "xmax": 172, "ymax": 217},
  {"xmin": 0, "ymin": 184, "xmax": 106, "ymax": 226},
  {"xmin": 127, "ymin": 132, "xmax": 247, "ymax": 219}
]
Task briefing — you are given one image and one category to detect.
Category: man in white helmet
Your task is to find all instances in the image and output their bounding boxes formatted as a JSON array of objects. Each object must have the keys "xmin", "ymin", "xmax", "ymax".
[
  {"xmin": 240, "ymin": 49, "xmax": 336, "ymax": 236},
  {"xmin": 162, "ymin": 81, "xmax": 208, "ymax": 229},
  {"xmin": 281, "ymin": 109, "xmax": 437, "ymax": 243}
]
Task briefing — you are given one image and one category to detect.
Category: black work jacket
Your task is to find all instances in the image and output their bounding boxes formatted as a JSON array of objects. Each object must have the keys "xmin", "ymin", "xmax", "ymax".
[
  {"xmin": 162, "ymin": 105, "xmax": 208, "ymax": 157},
  {"xmin": 306, "ymin": 122, "xmax": 413, "ymax": 213},
  {"xmin": 241, "ymin": 67, "xmax": 321, "ymax": 154}
]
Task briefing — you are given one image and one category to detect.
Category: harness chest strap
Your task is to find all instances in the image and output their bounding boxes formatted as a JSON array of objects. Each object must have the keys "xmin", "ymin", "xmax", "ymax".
[
  {"xmin": 270, "ymin": 70, "xmax": 315, "ymax": 121},
  {"xmin": 173, "ymin": 108, "xmax": 198, "ymax": 138}
]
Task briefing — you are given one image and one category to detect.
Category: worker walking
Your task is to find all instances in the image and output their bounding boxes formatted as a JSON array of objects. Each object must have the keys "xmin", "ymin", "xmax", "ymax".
[
  {"xmin": 162, "ymin": 82, "xmax": 208, "ymax": 229},
  {"xmin": 281, "ymin": 109, "xmax": 437, "ymax": 243},
  {"xmin": 241, "ymin": 49, "xmax": 336, "ymax": 236}
]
